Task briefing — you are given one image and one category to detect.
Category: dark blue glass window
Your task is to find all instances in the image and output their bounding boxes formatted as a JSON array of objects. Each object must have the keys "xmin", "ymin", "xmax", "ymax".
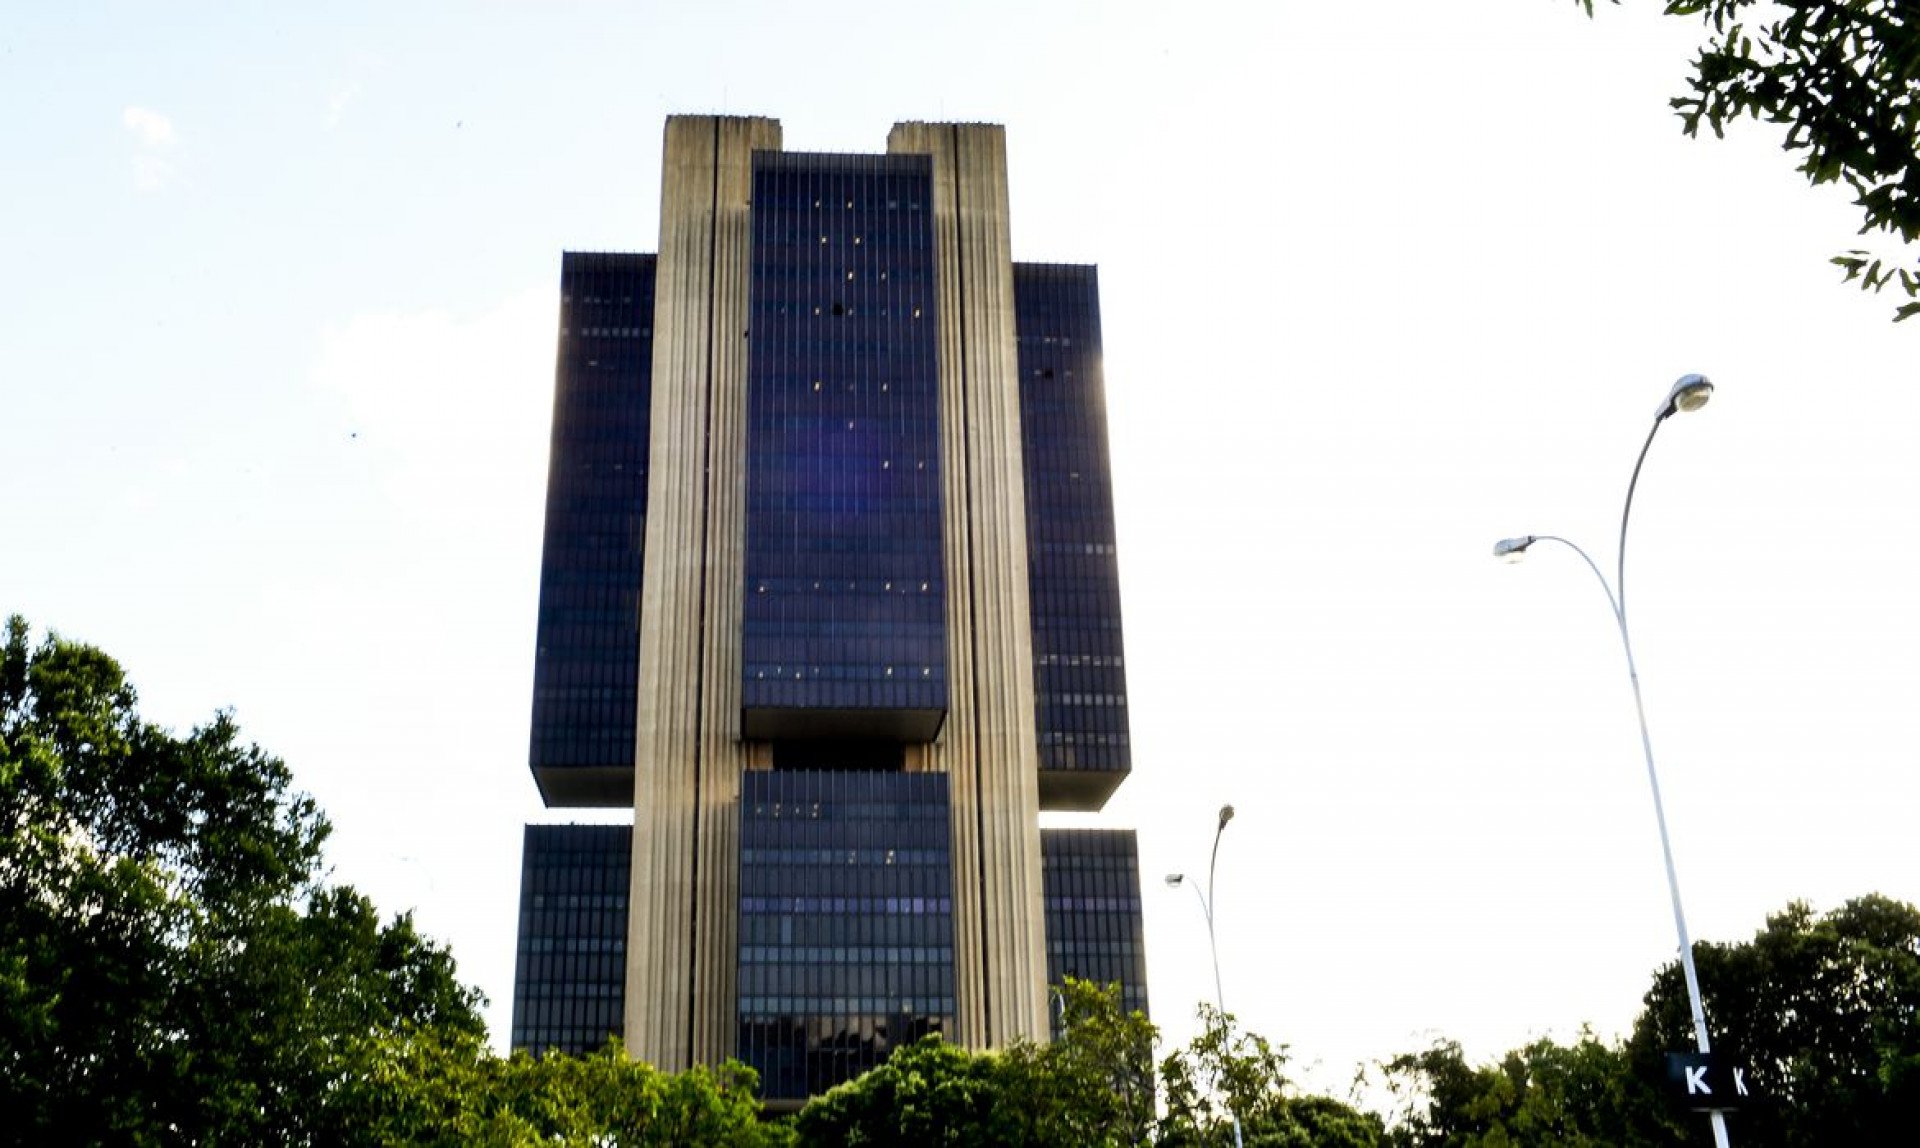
[
  {"xmin": 736, "ymin": 770, "xmax": 955, "ymax": 1099},
  {"xmin": 529, "ymin": 253, "xmax": 655, "ymax": 806},
  {"xmin": 741, "ymin": 153, "xmax": 947, "ymax": 742},
  {"xmin": 511, "ymin": 824, "xmax": 632, "ymax": 1055},
  {"xmin": 1015, "ymin": 264, "xmax": 1131, "ymax": 808},
  {"xmin": 1040, "ymin": 828, "xmax": 1149, "ymax": 1036}
]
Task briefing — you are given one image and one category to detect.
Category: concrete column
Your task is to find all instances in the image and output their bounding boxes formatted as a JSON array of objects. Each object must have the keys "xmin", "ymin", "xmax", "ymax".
[
  {"xmin": 627, "ymin": 113, "xmax": 780, "ymax": 1071},
  {"xmin": 888, "ymin": 121, "xmax": 1048, "ymax": 1049}
]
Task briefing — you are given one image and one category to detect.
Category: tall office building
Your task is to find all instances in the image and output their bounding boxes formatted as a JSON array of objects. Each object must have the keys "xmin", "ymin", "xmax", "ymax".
[{"xmin": 512, "ymin": 116, "xmax": 1145, "ymax": 1100}]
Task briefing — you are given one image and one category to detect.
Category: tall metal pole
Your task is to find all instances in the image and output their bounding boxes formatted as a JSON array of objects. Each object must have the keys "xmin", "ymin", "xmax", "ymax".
[
  {"xmin": 1494, "ymin": 375, "xmax": 1729, "ymax": 1147},
  {"xmin": 1169, "ymin": 804, "xmax": 1242, "ymax": 1148}
]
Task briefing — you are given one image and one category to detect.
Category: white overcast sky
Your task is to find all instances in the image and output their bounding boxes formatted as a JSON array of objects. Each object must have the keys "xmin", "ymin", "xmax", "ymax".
[{"xmin": 5, "ymin": 0, "xmax": 1916, "ymax": 1098}]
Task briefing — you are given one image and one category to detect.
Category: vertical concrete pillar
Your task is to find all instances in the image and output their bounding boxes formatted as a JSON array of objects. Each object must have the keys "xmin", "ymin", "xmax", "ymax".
[
  {"xmin": 627, "ymin": 113, "xmax": 780, "ymax": 1071},
  {"xmin": 888, "ymin": 121, "xmax": 1048, "ymax": 1049}
]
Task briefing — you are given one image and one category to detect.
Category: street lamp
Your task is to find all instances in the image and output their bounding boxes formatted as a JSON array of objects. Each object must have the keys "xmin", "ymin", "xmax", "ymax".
[
  {"xmin": 1166, "ymin": 802, "xmax": 1242, "ymax": 1148},
  {"xmin": 1493, "ymin": 373, "xmax": 1730, "ymax": 1148}
]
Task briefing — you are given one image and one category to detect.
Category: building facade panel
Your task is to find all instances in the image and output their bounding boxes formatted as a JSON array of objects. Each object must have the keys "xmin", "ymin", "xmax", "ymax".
[
  {"xmin": 737, "ymin": 770, "xmax": 955, "ymax": 1100},
  {"xmin": 529, "ymin": 253, "xmax": 657, "ymax": 807},
  {"xmin": 742, "ymin": 152, "xmax": 948, "ymax": 742},
  {"xmin": 1014, "ymin": 263, "xmax": 1132, "ymax": 811},
  {"xmin": 1040, "ymin": 828, "xmax": 1149, "ymax": 1028},
  {"xmin": 512, "ymin": 824, "xmax": 632, "ymax": 1055}
]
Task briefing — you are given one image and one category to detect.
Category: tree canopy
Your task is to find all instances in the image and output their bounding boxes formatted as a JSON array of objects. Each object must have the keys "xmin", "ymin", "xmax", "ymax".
[
  {"xmin": 1380, "ymin": 894, "xmax": 1920, "ymax": 1146},
  {"xmin": 1159, "ymin": 1002, "xmax": 1383, "ymax": 1148},
  {"xmin": 1376, "ymin": 1033, "xmax": 1670, "ymax": 1147},
  {"xmin": 343, "ymin": 1032, "xmax": 791, "ymax": 1147},
  {"xmin": 792, "ymin": 979, "xmax": 1160, "ymax": 1147},
  {"xmin": 1578, "ymin": 1, "xmax": 1920, "ymax": 317},
  {"xmin": 1, "ymin": 614, "xmax": 789, "ymax": 1146},
  {"xmin": 13, "ymin": 615, "xmax": 1916, "ymax": 1144},
  {"xmin": 1629, "ymin": 893, "xmax": 1920, "ymax": 1145},
  {"xmin": 0, "ymin": 615, "xmax": 487, "ymax": 1143},
  {"xmin": 794, "ymin": 980, "xmax": 1381, "ymax": 1148}
]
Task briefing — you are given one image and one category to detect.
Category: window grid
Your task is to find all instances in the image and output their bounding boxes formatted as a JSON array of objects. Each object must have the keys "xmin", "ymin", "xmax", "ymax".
[
  {"xmin": 1015, "ymin": 263, "xmax": 1133, "ymax": 786},
  {"xmin": 742, "ymin": 153, "xmax": 948, "ymax": 738},
  {"xmin": 529, "ymin": 253, "xmax": 656, "ymax": 801},
  {"xmin": 511, "ymin": 824, "xmax": 632, "ymax": 1055},
  {"xmin": 1041, "ymin": 828, "xmax": 1149, "ymax": 1036},
  {"xmin": 737, "ymin": 770, "xmax": 956, "ymax": 1099}
]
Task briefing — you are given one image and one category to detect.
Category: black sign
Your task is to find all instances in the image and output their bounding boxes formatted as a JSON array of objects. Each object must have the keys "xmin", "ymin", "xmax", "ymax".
[{"xmin": 1664, "ymin": 1052, "xmax": 1757, "ymax": 1112}]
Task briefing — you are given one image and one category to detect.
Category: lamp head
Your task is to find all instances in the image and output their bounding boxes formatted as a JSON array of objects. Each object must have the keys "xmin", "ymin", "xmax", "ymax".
[
  {"xmin": 1164, "ymin": 873, "xmax": 1187, "ymax": 889},
  {"xmin": 1657, "ymin": 373, "xmax": 1714, "ymax": 420},
  {"xmin": 1492, "ymin": 536, "xmax": 1537, "ymax": 562},
  {"xmin": 1217, "ymin": 804, "xmax": 1236, "ymax": 830}
]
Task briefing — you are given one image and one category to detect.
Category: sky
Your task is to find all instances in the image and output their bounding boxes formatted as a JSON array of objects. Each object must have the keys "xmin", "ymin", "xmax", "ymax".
[{"xmin": 5, "ymin": 0, "xmax": 1916, "ymax": 1102}]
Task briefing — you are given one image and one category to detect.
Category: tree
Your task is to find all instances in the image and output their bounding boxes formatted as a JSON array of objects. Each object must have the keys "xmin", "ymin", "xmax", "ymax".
[
  {"xmin": 1001, "ymin": 978, "xmax": 1160, "ymax": 1146},
  {"xmin": 0, "ymin": 616, "xmax": 485, "ymax": 1145},
  {"xmin": 345, "ymin": 1032, "xmax": 792, "ymax": 1147},
  {"xmin": 795, "ymin": 984, "xmax": 1377, "ymax": 1147},
  {"xmin": 1377, "ymin": 894, "xmax": 1920, "ymax": 1145},
  {"xmin": 0, "ymin": 615, "xmax": 799, "ymax": 1144},
  {"xmin": 1158, "ymin": 1002, "xmax": 1291, "ymax": 1145},
  {"xmin": 1577, "ymin": 1, "xmax": 1920, "ymax": 318},
  {"xmin": 792, "ymin": 978, "xmax": 1156, "ymax": 1147},
  {"xmin": 1629, "ymin": 893, "xmax": 1920, "ymax": 1146},
  {"xmin": 1375, "ymin": 1034, "xmax": 1668, "ymax": 1147},
  {"xmin": 1159, "ymin": 1003, "xmax": 1383, "ymax": 1148},
  {"xmin": 792, "ymin": 1035, "xmax": 1006, "ymax": 1146}
]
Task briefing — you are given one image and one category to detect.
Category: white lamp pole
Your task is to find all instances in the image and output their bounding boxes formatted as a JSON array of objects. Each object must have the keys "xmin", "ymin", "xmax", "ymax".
[
  {"xmin": 1493, "ymin": 373, "xmax": 1730, "ymax": 1148},
  {"xmin": 1166, "ymin": 803, "xmax": 1242, "ymax": 1148}
]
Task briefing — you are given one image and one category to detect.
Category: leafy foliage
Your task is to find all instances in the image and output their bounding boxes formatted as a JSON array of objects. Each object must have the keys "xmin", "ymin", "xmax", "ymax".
[
  {"xmin": 1160, "ymin": 1002, "xmax": 1382, "ymax": 1147},
  {"xmin": 1629, "ymin": 893, "xmax": 1920, "ymax": 1145},
  {"xmin": 1000, "ymin": 979, "xmax": 1161, "ymax": 1145},
  {"xmin": 1375, "ymin": 1033, "xmax": 1670, "ymax": 1147},
  {"xmin": 796, "ymin": 981, "xmax": 1378, "ymax": 1147},
  {"xmin": 1381, "ymin": 894, "xmax": 1920, "ymax": 1145},
  {"xmin": 1158, "ymin": 1001, "xmax": 1291, "ymax": 1144},
  {"xmin": 1578, "ymin": 1, "xmax": 1920, "ymax": 318},
  {"xmin": 344, "ymin": 1032, "xmax": 792, "ymax": 1147},
  {"xmin": 0, "ymin": 616, "xmax": 487, "ymax": 1144},
  {"xmin": 794, "ymin": 980, "xmax": 1158, "ymax": 1147},
  {"xmin": 0, "ymin": 615, "xmax": 793, "ymax": 1145},
  {"xmin": 793, "ymin": 1035, "xmax": 1005, "ymax": 1146}
]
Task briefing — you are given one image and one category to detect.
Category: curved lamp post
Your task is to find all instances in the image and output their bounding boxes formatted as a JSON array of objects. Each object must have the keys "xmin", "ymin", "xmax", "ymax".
[
  {"xmin": 1493, "ymin": 373, "xmax": 1729, "ymax": 1148},
  {"xmin": 1166, "ymin": 803, "xmax": 1242, "ymax": 1148}
]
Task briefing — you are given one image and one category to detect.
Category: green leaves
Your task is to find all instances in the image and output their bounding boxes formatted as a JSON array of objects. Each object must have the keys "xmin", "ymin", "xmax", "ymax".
[
  {"xmin": 0, "ymin": 616, "xmax": 482, "ymax": 1145},
  {"xmin": 794, "ymin": 981, "xmax": 1380, "ymax": 1148},
  {"xmin": 791, "ymin": 981, "xmax": 1160, "ymax": 1147},
  {"xmin": 0, "ymin": 616, "xmax": 810, "ymax": 1144},
  {"xmin": 1833, "ymin": 251, "xmax": 1920, "ymax": 318},
  {"xmin": 1571, "ymin": 0, "xmax": 1920, "ymax": 319},
  {"xmin": 1630, "ymin": 894, "xmax": 1920, "ymax": 1146},
  {"xmin": 1375, "ymin": 1034, "xmax": 1672, "ymax": 1147},
  {"xmin": 1381, "ymin": 894, "xmax": 1920, "ymax": 1145},
  {"xmin": 0, "ymin": 615, "xmax": 799, "ymax": 1145},
  {"xmin": 341, "ymin": 1035, "xmax": 789, "ymax": 1148}
]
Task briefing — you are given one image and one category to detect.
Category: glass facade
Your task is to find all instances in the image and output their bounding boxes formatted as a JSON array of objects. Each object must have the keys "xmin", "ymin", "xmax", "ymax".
[
  {"xmin": 1015, "ymin": 264, "xmax": 1132, "ymax": 809},
  {"xmin": 512, "ymin": 121, "xmax": 1148, "ymax": 1098},
  {"xmin": 511, "ymin": 824, "xmax": 631, "ymax": 1055},
  {"xmin": 528, "ymin": 253, "xmax": 656, "ymax": 806},
  {"xmin": 741, "ymin": 153, "xmax": 948, "ymax": 742},
  {"xmin": 1040, "ymin": 828, "xmax": 1149, "ymax": 1031},
  {"xmin": 737, "ymin": 769, "xmax": 955, "ymax": 1100}
]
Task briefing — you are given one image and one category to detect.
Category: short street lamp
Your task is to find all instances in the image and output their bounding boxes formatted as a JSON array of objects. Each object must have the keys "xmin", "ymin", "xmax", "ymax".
[
  {"xmin": 1493, "ymin": 373, "xmax": 1734, "ymax": 1148},
  {"xmin": 1166, "ymin": 803, "xmax": 1242, "ymax": 1148}
]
